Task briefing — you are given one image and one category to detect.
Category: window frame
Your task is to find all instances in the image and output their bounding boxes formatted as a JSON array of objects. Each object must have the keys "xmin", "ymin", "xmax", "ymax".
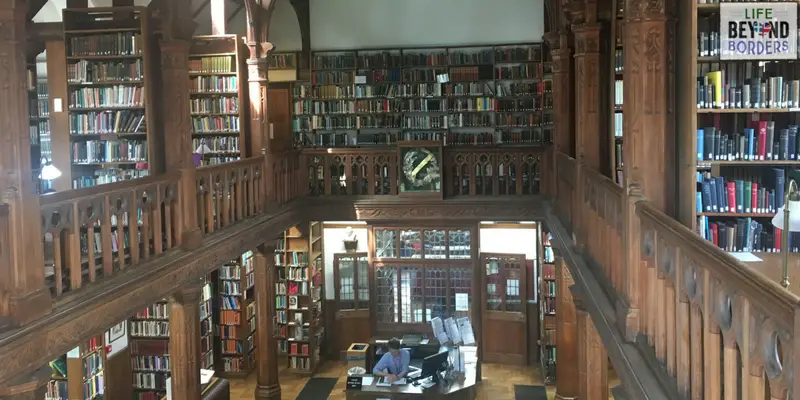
[{"xmin": 333, "ymin": 252, "xmax": 370, "ymax": 311}]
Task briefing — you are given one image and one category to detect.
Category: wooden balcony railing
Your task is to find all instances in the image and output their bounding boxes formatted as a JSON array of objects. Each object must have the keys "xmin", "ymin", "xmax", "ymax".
[
  {"xmin": 195, "ymin": 157, "xmax": 265, "ymax": 234},
  {"xmin": 39, "ymin": 173, "xmax": 180, "ymax": 297},
  {"xmin": 549, "ymin": 151, "xmax": 800, "ymax": 399},
  {"xmin": 301, "ymin": 147, "xmax": 544, "ymax": 197}
]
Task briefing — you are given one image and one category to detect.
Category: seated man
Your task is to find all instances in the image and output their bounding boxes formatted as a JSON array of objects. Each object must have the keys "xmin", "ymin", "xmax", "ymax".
[{"xmin": 372, "ymin": 338, "xmax": 410, "ymax": 383}]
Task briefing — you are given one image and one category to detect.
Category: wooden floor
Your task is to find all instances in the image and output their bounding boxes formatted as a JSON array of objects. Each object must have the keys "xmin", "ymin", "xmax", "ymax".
[{"xmin": 229, "ymin": 361, "xmax": 620, "ymax": 399}]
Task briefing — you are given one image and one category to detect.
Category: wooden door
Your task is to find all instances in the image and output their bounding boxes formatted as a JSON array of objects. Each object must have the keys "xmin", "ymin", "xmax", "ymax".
[
  {"xmin": 480, "ymin": 252, "xmax": 528, "ymax": 365},
  {"xmin": 267, "ymin": 87, "xmax": 291, "ymax": 151},
  {"xmin": 333, "ymin": 252, "xmax": 372, "ymax": 360}
]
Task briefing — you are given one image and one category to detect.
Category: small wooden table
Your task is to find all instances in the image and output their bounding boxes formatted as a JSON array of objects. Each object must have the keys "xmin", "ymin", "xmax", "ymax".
[{"xmin": 346, "ymin": 347, "xmax": 479, "ymax": 400}]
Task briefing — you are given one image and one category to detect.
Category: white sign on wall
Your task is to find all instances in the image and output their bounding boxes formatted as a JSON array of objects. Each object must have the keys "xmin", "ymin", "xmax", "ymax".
[{"xmin": 721, "ymin": 2, "xmax": 797, "ymax": 60}]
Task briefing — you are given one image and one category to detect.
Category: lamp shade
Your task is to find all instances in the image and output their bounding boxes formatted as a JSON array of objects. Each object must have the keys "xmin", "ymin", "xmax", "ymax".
[
  {"xmin": 39, "ymin": 161, "xmax": 62, "ymax": 180},
  {"xmin": 772, "ymin": 198, "xmax": 800, "ymax": 232},
  {"xmin": 195, "ymin": 144, "xmax": 213, "ymax": 154}
]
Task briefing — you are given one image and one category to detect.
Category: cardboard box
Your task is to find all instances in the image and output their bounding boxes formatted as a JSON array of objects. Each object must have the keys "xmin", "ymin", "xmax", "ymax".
[{"xmin": 346, "ymin": 343, "xmax": 369, "ymax": 370}]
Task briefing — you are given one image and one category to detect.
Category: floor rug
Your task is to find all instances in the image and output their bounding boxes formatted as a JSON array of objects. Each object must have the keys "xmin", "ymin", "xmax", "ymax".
[
  {"xmin": 514, "ymin": 384, "xmax": 548, "ymax": 400},
  {"xmin": 296, "ymin": 377, "xmax": 338, "ymax": 400}
]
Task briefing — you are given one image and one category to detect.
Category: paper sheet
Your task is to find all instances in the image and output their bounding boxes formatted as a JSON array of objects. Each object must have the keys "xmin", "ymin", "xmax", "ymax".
[
  {"xmin": 455, "ymin": 293, "xmax": 469, "ymax": 311},
  {"xmin": 362, "ymin": 376, "xmax": 374, "ymax": 386},
  {"xmin": 445, "ymin": 317, "xmax": 462, "ymax": 344},
  {"xmin": 728, "ymin": 252, "xmax": 762, "ymax": 262},
  {"xmin": 431, "ymin": 317, "xmax": 450, "ymax": 344},
  {"xmin": 457, "ymin": 317, "xmax": 476, "ymax": 345}
]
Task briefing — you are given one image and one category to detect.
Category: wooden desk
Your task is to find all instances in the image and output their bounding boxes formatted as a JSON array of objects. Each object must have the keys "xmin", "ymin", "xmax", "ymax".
[
  {"xmin": 161, "ymin": 377, "xmax": 230, "ymax": 400},
  {"xmin": 346, "ymin": 347, "xmax": 479, "ymax": 400}
]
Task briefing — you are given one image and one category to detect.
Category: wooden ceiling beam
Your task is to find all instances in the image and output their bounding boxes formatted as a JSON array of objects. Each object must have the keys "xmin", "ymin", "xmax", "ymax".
[
  {"xmin": 210, "ymin": 0, "xmax": 226, "ymax": 35},
  {"xmin": 28, "ymin": 22, "xmax": 63, "ymax": 42}
]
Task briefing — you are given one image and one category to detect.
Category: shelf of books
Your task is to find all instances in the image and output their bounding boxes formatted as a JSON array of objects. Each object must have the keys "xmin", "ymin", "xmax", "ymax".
[
  {"xmin": 200, "ymin": 277, "xmax": 216, "ymax": 370},
  {"xmin": 28, "ymin": 64, "xmax": 52, "ymax": 193},
  {"xmin": 538, "ymin": 228, "xmax": 556, "ymax": 384},
  {"xmin": 189, "ymin": 35, "xmax": 247, "ymax": 166},
  {"xmin": 62, "ymin": 7, "xmax": 154, "ymax": 189},
  {"xmin": 290, "ymin": 44, "xmax": 553, "ymax": 148},
  {"xmin": 45, "ymin": 335, "xmax": 106, "ymax": 400},
  {"xmin": 269, "ymin": 52, "xmax": 300, "ymax": 82},
  {"xmin": 130, "ymin": 301, "xmax": 170, "ymax": 399},
  {"xmin": 218, "ymin": 251, "xmax": 257, "ymax": 377},
  {"xmin": 610, "ymin": 0, "xmax": 624, "ymax": 185},
  {"xmin": 275, "ymin": 225, "xmax": 324, "ymax": 374},
  {"xmin": 688, "ymin": 2, "xmax": 800, "ymax": 251}
]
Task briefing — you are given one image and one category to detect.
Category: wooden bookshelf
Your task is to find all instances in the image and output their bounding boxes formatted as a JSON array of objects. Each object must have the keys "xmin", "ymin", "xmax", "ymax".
[
  {"xmin": 45, "ymin": 335, "xmax": 106, "ymax": 400},
  {"xmin": 217, "ymin": 251, "xmax": 256, "ymax": 377},
  {"xmin": 609, "ymin": 0, "xmax": 624, "ymax": 185},
  {"xmin": 189, "ymin": 35, "xmax": 248, "ymax": 166},
  {"xmin": 200, "ymin": 278, "xmax": 215, "ymax": 370},
  {"xmin": 269, "ymin": 52, "xmax": 300, "ymax": 82},
  {"xmin": 290, "ymin": 43, "xmax": 553, "ymax": 148},
  {"xmin": 129, "ymin": 301, "xmax": 170, "ymax": 398},
  {"xmin": 538, "ymin": 228, "xmax": 556, "ymax": 384},
  {"xmin": 62, "ymin": 7, "xmax": 155, "ymax": 189},
  {"xmin": 274, "ymin": 225, "xmax": 324, "ymax": 374},
  {"xmin": 676, "ymin": 1, "xmax": 800, "ymax": 252}
]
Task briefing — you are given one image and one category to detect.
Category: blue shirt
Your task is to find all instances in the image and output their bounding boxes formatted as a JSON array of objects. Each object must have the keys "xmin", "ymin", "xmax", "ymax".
[{"xmin": 373, "ymin": 349, "xmax": 410, "ymax": 375}]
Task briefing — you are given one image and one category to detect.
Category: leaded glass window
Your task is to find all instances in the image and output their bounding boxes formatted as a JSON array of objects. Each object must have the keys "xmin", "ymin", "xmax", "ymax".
[
  {"xmin": 400, "ymin": 230, "xmax": 422, "ymax": 259},
  {"xmin": 374, "ymin": 229, "xmax": 397, "ymax": 258},
  {"xmin": 449, "ymin": 267, "xmax": 472, "ymax": 318},
  {"xmin": 425, "ymin": 267, "xmax": 447, "ymax": 321},
  {"xmin": 376, "ymin": 267, "xmax": 397, "ymax": 323},
  {"xmin": 423, "ymin": 230, "xmax": 446, "ymax": 259},
  {"xmin": 400, "ymin": 266, "xmax": 424, "ymax": 323},
  {"xmin": 448, "ymin": 230, "xmax": 471, "ymax": 259}
]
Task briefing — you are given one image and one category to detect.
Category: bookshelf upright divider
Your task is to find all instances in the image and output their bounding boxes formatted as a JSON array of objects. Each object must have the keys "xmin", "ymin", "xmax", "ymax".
[
  {"xmin": 189, "ymin": 35, "xmax": 248, "ymax": 166},
  {"xmin": 538, "ymin": 227, "xmax": 556, "ymax": 384},
  {"xmin": 129, "ymin": 300, "xmax": 170, "ymax": 398},
  {"xmin": 200, "ymin": 277, "xmax": 215, "ymax": 370},
  {"xmin": 62, "ymin": 7, "xmax": 154, "ymax": 189},
  {"xmin": 610, "ymin": 0, "xmax": 625, "ymax": 185}
]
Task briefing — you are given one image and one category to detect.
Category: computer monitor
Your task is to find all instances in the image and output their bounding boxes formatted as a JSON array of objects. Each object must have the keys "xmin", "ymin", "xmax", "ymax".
[{"xmin": 418, "ymin": 350, "xmax": 449, "ymax": 383}]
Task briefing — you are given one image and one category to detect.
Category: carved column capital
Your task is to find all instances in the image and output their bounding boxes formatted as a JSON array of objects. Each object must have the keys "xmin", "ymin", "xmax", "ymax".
[
  {"xmin": 626, "ymin": 0, "xmax": 672, "ymax": 22},
  {"xmin": 247, "ymin": 57, "xmax": 269, "ymax": 83},
  {"xmin": 551, "ymin": 47, "xmax": 572, "ymax": 74},
  {"xmin": 572, "ymin": 23, "xmax": 602, "ymax": 55},
  {"xmin": 544, "ymin": 32, "xmax": 562, "ymax": 50}
]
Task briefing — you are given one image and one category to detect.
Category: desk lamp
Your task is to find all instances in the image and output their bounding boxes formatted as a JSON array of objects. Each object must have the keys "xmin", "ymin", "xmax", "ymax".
[
  {"xmin": 770, "ymin": 179, "xmax": 800, "ymax": 289},
  {"xmin": 39, "ymin": 157, "xmax": 62, "ymax": 180}
]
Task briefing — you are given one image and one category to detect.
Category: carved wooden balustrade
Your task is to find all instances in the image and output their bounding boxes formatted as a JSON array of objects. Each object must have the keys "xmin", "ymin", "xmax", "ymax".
[
  {"xmin": 300, "ymin": 147, "xmax": 544, "ymax": 196},
  {"xmin": 549, "ymin": 151, "xmax": 800, "ymax": 399},
  {"xmin": 0, "ymin": 204, "xmax": 9, "ymax": 309},
  {"xmin": 195, "ymin": 157, "xmax": 266, "ymax": 234},
  {"xmin": 39, "ymin": 174, "xmax": 180, "ymax": 297},
  {"xmin": 267, "ymin": 151, "xmax": 301, "ymax": 205}
]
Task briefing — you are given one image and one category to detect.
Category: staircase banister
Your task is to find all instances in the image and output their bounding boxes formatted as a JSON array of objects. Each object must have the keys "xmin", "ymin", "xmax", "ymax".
[{"xmin": 636, "ymin": 200, "xmax": 800, "ymax": 327}]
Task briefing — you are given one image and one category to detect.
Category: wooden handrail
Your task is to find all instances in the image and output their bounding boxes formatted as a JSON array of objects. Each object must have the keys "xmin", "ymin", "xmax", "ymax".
[{"xmin": 547, "ymin": 150, "xmax": 800, "ymax": 399}]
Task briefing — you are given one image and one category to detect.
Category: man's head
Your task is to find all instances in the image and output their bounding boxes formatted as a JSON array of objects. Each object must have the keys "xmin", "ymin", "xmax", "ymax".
[{"xmin": 388, "ymin": 338, "xmax": 401, "ymax": 356}]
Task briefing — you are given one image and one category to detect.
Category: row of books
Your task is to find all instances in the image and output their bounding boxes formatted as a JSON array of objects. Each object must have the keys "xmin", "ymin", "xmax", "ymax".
[
  {"xmin": 131, "ymin": 355, "xmax": 169, "ymax": 372},
  {"xmin": 697, "ymin": 216, "xmax": 800, "ymax": 253},
  {"xmin": 189, "ymin": 56, "xmax": 235, "ymax": 74},
  {"xmin": 190, "ymin": 97, "xmax": 239, "ymax": 114},
  {"xmin": 192, "ymin": 137, "xmax": 239, "ymax": 154},
  {"xmin": 71, "ymin": 140, "xmax": 147, "ymax": 163},
  {"xmin": 191, "ymin": 116, "xmax": 239, "ymax": 133},
  {"xmin": 130, "ymin": 320, "xmax": 169, "ymax": 337},
  {"xmin": 190, "ymin": 76, "xmax": 238, "ymax": 93},
  {"xmin": 696, "ymin": 123, "xmax": 800, "ymax": 161},
  {"xmin": 72, "ymin": 169, "xmax": 149, "ymax": 189},
  {"xmin": 696, "ymin": 171, "xmax": 783, "ymax": 214},
  {"xmin": 133, "ymin": 372, "xmax": 166, "ymax": 391},
  {"xmin": 70, "ymin": 85, "xmax": 145, "ymax": 109},
  {"xmin": 297, "ymin": 130, "xmax": 549, "ymax": 147},
  {"xmin": 311, "ymin": 48, "xmax": 542, "ymax": 69},
  {"xmin": 68, "ymin": 32, "xmax": 143, "ymax": 57},
  {"xmin": 697, "ymin": 65, "xmax": 800, "ymax": 109},
  {"xmin": 70, "ymin": 110, "xmax": 145, "ymax": 135},
  {"xmin": 68, "ymin": 59, "xmax": 144, "ymax": 83},
  {"xmin": 293, "ymin": 97, "xmax": 533, "ymax": 114},
  {"xmin": 304, "ymin": 82, "xmax": 548, "ymax": 100},
  {"xmin": 134, "ymin": 303, "xmax": 168, "ymax": 320}
]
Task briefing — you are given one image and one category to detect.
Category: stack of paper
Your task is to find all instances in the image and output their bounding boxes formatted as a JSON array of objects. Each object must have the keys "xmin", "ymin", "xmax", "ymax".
[{"xmin": 457, "ymin": 317, "xmax": 476, "ymax": 345}]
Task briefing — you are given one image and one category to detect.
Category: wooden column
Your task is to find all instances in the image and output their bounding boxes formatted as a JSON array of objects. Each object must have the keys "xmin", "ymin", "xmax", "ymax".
[
  {"xmin": 254, "ymin": 246, "xmax": 281, "ymax": 399},
  {"xmin": 572, "ymin": 6, "xmax": 604, "ymax": 171},
  {"xmin": 0, "ymin": 0, "xmax": 52, "ymax": 329},
  {"xmin": 210, "ymin": 0, "xmax": 227, "ymax": 35},
  {"xmin": 547, "ymin": 33, "xmax": 575, "ymax": 158},
  {"xmin": 555, "ymin": 259, "xmax": 579, "ymax": 400},
  {"xmin": 574, "ymin": 289, "xmax": 609, "ymax": 400},
  {"xmin": 159, "ymin": 0, "xmax": 202, "ymax": 249},
  {"xmin": 622, "ymin": 0, "xmax": 674, "ymax": 213},
  {"xmin": 168, "ymin": 283, "xmax": 203, "ymax": 400},
  {"xmin": 0, "ymin": 367, "xmax": 50, "ymax": 399}
]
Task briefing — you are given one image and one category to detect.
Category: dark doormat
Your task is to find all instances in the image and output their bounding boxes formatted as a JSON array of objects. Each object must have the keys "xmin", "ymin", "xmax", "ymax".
[
  {"xmin": 296, "ymin": 377, "xmax": 338, "ymax": 400},
  {"xmin": 611, "ymin": 385, "xmax": 630, "ymax": 400},
  {"xmin": 514, "ymin": 384, "xmax": 548, "ymax": 400}
]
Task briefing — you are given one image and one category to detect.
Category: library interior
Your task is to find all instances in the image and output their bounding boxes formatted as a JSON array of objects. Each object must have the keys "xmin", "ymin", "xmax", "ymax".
[{"xmin": 1, "ymin": 0, "xmax": 798, "ymax": 399}]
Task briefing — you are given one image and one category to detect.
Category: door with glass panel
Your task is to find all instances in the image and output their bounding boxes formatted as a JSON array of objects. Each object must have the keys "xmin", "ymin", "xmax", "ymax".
[
  {"xmin": 480, "ymin": 253, "xmax": 527, "ymax": 365},
  {"xmin": 333, "ymin": 252, "xmax": 371, "ymax": 360}
]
